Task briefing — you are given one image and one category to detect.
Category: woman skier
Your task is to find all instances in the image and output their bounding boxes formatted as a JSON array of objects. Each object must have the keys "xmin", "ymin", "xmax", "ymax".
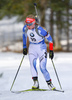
[{"xmin": 22, "ymin": 14, "xmax": 55, "ymax": 90}]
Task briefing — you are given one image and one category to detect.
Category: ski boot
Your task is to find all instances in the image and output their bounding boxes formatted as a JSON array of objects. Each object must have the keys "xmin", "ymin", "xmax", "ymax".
[
  {"xmin": 46, "ymin": 79, "xmax": 56, "ymax": 90},
  {"xmin": 32, "ymin": 77, "xmax": 39, "ymax": 89}
]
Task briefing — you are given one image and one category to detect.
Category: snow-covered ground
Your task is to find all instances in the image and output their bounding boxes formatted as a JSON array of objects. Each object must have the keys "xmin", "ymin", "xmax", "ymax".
[{"xmin": 0, "ymin": 52, "xmax": 72, "ymax": 100}]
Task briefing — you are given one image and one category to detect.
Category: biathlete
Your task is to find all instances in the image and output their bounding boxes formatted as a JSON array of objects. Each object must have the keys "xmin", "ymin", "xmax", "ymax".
[{"xmin": 22, "ymin": 14, "xmax": 55, "ymax": 90}]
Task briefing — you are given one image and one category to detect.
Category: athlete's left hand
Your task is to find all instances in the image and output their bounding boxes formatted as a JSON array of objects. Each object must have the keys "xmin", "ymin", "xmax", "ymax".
[{"xmin": 49, "ymin": 50, "xmax": 54, "ymax": 59}]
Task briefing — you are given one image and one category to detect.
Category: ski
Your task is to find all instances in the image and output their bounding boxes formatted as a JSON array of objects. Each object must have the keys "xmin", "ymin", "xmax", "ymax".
[
  {"xmin": 11, "ymin": 88, "xmax": 64, "ymax": 93},
  {"xmin": 52, "ymin": 89, "xmax": 64, "ymax": 92},
  {"xmin": 11, "ymin": 89, "xmax": 48, "ymax": 93}
]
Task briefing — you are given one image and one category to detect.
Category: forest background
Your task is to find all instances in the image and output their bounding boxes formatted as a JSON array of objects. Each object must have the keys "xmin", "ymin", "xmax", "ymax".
[{"xmin": 0, "ymin": 0, "xmax": 72, "ymax": 52}]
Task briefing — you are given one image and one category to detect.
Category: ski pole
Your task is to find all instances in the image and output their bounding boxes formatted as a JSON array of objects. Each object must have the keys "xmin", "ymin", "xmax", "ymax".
[
  {"xmin": 10, "ymin": 55, "xmax": 25, "ymax": 91},
  {"xmin": 51, "ymin": 59, "xmax": 62, "ymax": 89}
]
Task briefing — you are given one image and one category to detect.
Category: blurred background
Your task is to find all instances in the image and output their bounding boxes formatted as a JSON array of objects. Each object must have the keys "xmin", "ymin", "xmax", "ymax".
[
  {"xmin": 0, "ymin": 0, "xmax": 72, "ymax": 95},
  {"xmin": 0, "ymin": 0, "xmax": 72, "ymax": 52}
]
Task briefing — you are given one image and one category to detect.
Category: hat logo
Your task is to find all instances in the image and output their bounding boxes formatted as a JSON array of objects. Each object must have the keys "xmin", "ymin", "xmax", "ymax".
[{"xmin": 27, "ymin": 21, "xmax": 30, "ymax": 22}]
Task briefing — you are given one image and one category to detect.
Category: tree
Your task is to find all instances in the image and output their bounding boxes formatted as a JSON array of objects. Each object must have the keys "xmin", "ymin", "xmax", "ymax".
[{"xmin": 50, "ymin": 0, "xmax": 72, "ymax": 51}]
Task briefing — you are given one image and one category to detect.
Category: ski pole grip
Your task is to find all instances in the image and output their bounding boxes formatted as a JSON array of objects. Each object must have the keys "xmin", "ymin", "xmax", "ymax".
[{"xmin": 34, "ymin": 3, "xmax": 37, "ymax": 6}]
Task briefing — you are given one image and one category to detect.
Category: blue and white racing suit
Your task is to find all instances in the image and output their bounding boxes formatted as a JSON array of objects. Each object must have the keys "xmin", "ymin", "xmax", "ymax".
[{"xmin": 23, "ymin": 25, "xmax": 53, "ymax": 81}]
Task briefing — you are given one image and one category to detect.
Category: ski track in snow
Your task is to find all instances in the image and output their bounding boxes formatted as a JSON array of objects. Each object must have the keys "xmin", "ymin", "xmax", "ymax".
[{"xmin": 0, "ymin": 52, "xmax": 72, "ymax": 100}]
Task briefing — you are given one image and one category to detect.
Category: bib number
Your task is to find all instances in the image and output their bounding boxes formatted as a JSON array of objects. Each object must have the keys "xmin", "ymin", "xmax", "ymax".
[{"xmin": 31, "ymin": 38, "xmax": 36, "ymax": 42}]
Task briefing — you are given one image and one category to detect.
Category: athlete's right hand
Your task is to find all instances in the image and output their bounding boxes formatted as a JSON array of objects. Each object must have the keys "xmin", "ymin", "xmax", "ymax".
[
  {"xmin": 49, "ymin": 50, "xmax": 54, "ymax": 59},
  {"xmin": 23, "ymin": 48, "xmax": 27, "ymax": 55}
]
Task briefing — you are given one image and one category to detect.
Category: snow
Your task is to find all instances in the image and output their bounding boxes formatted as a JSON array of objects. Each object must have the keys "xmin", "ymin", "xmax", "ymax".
[{"xmin": 0, "ymin": 52, "xmax": 72, "ymax": 100}]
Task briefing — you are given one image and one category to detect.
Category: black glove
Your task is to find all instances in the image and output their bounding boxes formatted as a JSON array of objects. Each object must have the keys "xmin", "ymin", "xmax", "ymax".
[
  {"xmin": 49, "ymin": 50, "xmax": 54, "ymax": 59},
  {"xmin": 23, "ymin": 48, "xmax": 27, "ymax": 55}
]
